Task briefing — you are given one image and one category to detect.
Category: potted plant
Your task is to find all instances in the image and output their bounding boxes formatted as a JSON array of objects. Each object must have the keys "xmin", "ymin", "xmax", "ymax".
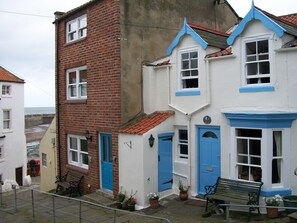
[
  {"xmin": 147, "ymin": 192, "xmax": 160, "ymax": 209},
  {"xmin": 127, "ymin": 190, "xmax": 137, "ymax": 211},
  {"xmin": 264, "ymin": 194, "xmax": 282, "ymax": 218},
  {"xmin": 117, "ymin": 187, "xmax": 126, "ymax": 209},
  {"xmin": 178, "ymin": 180, "xmax": 190, "ymax": 200}
]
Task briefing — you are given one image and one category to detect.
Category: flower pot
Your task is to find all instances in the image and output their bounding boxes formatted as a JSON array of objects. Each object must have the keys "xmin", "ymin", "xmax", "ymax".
[
  {"xmin": 149, "ymin": 199, "xmax": 159, "ymax": 209},
  {"xmin": 122, "ymin": 202, "xmax": 128, "ymax": 210},
  {"xmin": 266, "ymin": 207, "xmax": 278, "ymax": 218},
  {"xmin": 283, "ymin": 195, "xmax": 297, "ymax": 213},
  {"xmin": 179, "ymin": 192, "xmax": 188, "ymax": 201},
  {"xmin": 128, "ymin": 204, "xmax": 135, "ymax": 211}
]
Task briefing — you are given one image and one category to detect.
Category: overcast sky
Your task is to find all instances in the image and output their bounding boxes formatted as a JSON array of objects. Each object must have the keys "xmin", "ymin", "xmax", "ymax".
[{"xmin": 1, "ymin": 0, "xmax": 297, "ymax": 108}]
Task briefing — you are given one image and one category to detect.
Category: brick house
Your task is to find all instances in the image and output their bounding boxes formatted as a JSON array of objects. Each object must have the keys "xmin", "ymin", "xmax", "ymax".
[{"xmin": 54, "ymin": 0, "xmax": 239, "ymax": 196}]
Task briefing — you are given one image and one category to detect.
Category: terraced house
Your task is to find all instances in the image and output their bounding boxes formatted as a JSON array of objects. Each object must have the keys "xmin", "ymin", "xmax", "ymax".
[
  {"xmin": 54, "ymin": 0, "xmax": 239, "ymax": 197},
  {"xmin": 125, "ymin": 2, "xmax": 297, "ymax": 208}
]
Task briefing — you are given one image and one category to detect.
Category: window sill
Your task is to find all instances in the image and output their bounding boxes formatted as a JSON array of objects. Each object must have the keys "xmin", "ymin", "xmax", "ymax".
[
  {"xmin": 66, "ymin": 164, "xmax": 88, "ymax": 175},
  {"xmin": 64, "ymin": 37, "xmax": 87, "ymax": 46},
  {"xmin": 175, "ymin": 90, "xmax": 200, "ymax": 96},
  {"xmin": 66, "ymin": 99, "xmax": 87, "ymax": 104},
  {"xmin": 261, "ymin": 188, "xmax": 292, "ymax": 196},
  {"xmin": 239, "ymin": 85, "xmax": 275, "ymax": 93}
]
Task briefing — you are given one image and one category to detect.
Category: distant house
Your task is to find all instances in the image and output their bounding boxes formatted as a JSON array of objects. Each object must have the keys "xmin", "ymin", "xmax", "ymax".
[
  {"xmin": 54, "ymin": 0, "xmax": 239, "ymax": 197},
  {"xmin": 0, "ymin": 66, "xmax": 26, "ymax": 186},
  {"xmin": 39, "ymin": 117, "xmax": 57, "ymax": 192},
  {"xmin": 120, "ymin": 3, "xmax": 297, "ymax": 208}
]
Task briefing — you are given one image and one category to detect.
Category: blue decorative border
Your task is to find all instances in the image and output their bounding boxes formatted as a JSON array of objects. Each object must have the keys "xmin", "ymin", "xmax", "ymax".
[
  {"xmin": 166, "ymin": 18, "xmax": 208, "ymax": 55},
  {"xmin": 175, "ymin": 90, "xmax": 200, "ymax": 96},
  {"xmin": 224, "ymin": 112, "xmax": 297, "ymax": 128},
  {"xmin": 227, "ymin": 1, "xmax": 285, "ymax": 45},
  {"xmin": 158, "ymin": 132, "xmax": 174, "ymax": 138},
  {"xmin": 239, "ymin": 85, "xmax": 275, "ymax": 93}
]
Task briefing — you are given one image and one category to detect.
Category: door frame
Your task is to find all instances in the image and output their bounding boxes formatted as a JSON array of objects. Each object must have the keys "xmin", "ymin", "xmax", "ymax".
[
  {"xmin": 196, "ymin": 125, "xmax": 221, "ymax": 195},
  {"xmin": 99, "ymin": 132, "xmax": 113, "ymax": 191}
]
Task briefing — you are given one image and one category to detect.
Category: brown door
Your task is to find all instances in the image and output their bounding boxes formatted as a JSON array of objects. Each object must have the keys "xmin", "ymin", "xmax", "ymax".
[{"xmin": 15, "ymin": 167, "xmax": 23, "ymax": 186}]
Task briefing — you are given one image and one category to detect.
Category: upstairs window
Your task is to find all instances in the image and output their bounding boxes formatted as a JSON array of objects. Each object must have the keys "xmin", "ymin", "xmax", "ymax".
[
  {"xmin": 3, "ymin": 110, "xmax": 11, "ymax": 130},
  {"xmin": 177, "ymin": 129, "xmax": 188, "ymax": 160},
  {"xmin": 2, "ymin": 85, "xmax": 11, "ymax": 96},
  {"xmin": 180, "ymin": 50, "xmax": 199, "ymax": 89},
  {"xmin": 244, "ymin": 38, "xmax": 270, "ymax": 85},
  {"xmin": 0, "ymin": 146, "xmax": 3, "ymax": 160},
  {"xmin": 66, "ymin": 15, "xmax": 87, "ymax": 43},
  {"xmin": 66, "ymin": 66, "xmax": 87, "ymax": 100},
  {"xmin": 42, "ymin": 153, "xmax": 47, "ymax": 167}
]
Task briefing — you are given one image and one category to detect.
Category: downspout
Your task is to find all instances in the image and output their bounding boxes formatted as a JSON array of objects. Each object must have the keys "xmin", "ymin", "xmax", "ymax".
[{"xmin": 54, "ymin": 14, "xmax": 62, "ymax": 177}]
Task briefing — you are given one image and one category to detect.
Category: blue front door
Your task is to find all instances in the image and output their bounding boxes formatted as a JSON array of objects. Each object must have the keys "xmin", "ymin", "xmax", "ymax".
[
  {"xmin": 158, "ymin": 133, "xmax": 173, "ymax": 192},
  {"xmin": 100, "ymin": 133, "xmax": 113, "ymax": 191},
  {"xmin": 198, "ymin": 127, "xmax": 220, "ymax": 195}
]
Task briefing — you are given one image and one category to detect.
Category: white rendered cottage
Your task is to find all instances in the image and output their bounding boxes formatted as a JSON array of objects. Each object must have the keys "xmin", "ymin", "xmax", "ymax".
[
  {"xmin": 0, "ymin": 66, "xmax": 26, "ymax": 187},
  {"xmin": 119, "ymin": 3, "xmax": 297, "ymax": 209}
]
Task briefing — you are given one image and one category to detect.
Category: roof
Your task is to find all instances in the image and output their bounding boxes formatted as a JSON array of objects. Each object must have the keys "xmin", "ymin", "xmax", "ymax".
[
  {"xmin": 206, "ymin": 47, "xmax": 232, "ymax": 58},
  {"xmin": 189, "ymin": 23, "xmax": 229, "ymax": 50},
  {"xmin": 0, "ymin": 66, "xmax": 25, "ymax": 83},
  {"xmin": 119, "ymin": 111, "xmax": 174, "ymax": 135},
  {"xmin": 280, "ymin": 13, "xmax": 297, "ymax": 26}
]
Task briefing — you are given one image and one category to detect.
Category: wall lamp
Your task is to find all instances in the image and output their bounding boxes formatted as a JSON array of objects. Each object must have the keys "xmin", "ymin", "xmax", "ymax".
[
  {"xmin": 84, "ymin": 130, "xmax": 93, "ymax": 142},
  {"xmin": 149, "ymin": 134, "xmax": 155, "ymax": 147}
]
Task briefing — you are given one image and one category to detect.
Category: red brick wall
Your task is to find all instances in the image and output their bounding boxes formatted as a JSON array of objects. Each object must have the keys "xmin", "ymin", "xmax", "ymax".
[{"xmin": 56, "ymin": 0, "xmax": 121, "ymax": 196}]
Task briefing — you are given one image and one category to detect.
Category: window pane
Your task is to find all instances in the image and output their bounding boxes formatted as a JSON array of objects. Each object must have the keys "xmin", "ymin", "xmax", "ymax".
[
  {"xmin": 247, "ymin": 63, "xmax": 258, "ymax": 75},
  {"xmin": 69, "ymin": 71, "xmax": 76, "ymax": 84},
  {"xmin": 182, "ymin": 61, "xmax": 189, "ymax": 69},
  {"xmin": 80, "ymin": 84, "xmax": 87, "ymax": 97},
  {"xmin": 237, "ymin": 129, "xmax": 262, "ymax": 138},
  {"xmin": 272, "ymin": 159, "xmax": 281, "ymax": 183},
  {"xmin": 191, "ymin": 70, "xmax": 198, "ymax": 76},
  {"xmin": 258, "ymin": 40, "xmax": 268, "ymax": 54},
  {"xmin": 259, "ymin": 62, "xmax": 270, "ymax": 74},
  {"xmin": 181, "ymin": 53, "xmax": 188, "ymax": 60},
  {"xmin": 183, "ymin": 79, "xmax": 198, "ymax": 88},
  {"xmin": 79, "ymin": 70, "xmax": 87, "ymax": 82},
  {"xmin": 80, "ymin": 139, "xmax": 88, "ymax": 152},
  {"xmin": 238, "ymin": 155, "xmax": 248, "ymax": 163},
  {"xmin": 273, "ymin": 131, "xmax": 282, "ymax": 157},
  {"xmin": 180, "ymin": 144, "xmax": 188, "ymax": 155},
  {"xmin": 3, "ymin": 121, "xmax": 9, "ymax": 129},
  {"xmin": 181, "ymin": 71, "xmax": 190, "ymax": 77},
  {"xmin": 79, "ymin": 17, "xmax": 87, "ymax": 28},
  {"xmin": 71, "ymin": 151, "xmax": 78, "ymax": 162},
  {"xmin": 179, "ymin": 130, "xmax": 188, "ymax": 140},
  {"xmin": 190, "ymin": 52, "xmax": 197, "ymax": 58},
  {"xmin": 190, "ymin": 59, "xmax": 197, "ymax": 69},
  {"xmin": 259, "ymin": 77, "xmax": 270, "ymax": 83},
  {"xmin": 251, "ymin": 167, "xmax": 262, "ymax": 182},
  {"xmin": 70, "ymin": 86, "xmax": 77, "ymax": 97},
  {"xmin": 249, "ymin": 140, "xmax": 261, "ymax": 155},
  {"xmin": 81, "ymin": 153, "xmax": 88, "ymax": 165},
  {"xmin": 246, "ymin": 42, "xmax": 256, "ymax": 55},
  {"xmin": 3, "ymin": 110, "xmax": 10, "ymax": 119},
  {"xmin": 237, "ymin": 139, "xmax": 247, "ymax": 154},
  {"xmin": 68, "ymin": 22, "xmax": 76, "ymax": 32},
  {"xmin": 70, "ymin": 137, "xmax": 78, "ymax": 150}
]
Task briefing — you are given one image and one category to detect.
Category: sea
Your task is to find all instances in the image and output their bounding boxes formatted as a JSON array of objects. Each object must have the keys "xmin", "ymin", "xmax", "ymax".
[{"xmin": 25, "ymin": 107, "xmax": 55, "ymax": 115}]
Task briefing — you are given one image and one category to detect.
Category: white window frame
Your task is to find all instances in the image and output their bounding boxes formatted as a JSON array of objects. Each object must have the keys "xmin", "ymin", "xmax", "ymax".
[
  {"xmin": 2, "ymin": 84, "xmax": 11, "ymax": 96},
  {"xmin": 3, "ymin": 109, "xmax": 11, "ymax": 131},
  {"xmin": 67, "ymin": 134, "xmax": 89, "ymax": 169},
  {"xmin": 66, "ymin": 14, "xmax": 87, "ymax": 43},
  {"xmin": 66, "ymin": 66, "xmax": 87, "ymax": 100},
  {"xmin": 242, "ymin": 34, "xmax": 273, "ymax": 86},
  {"xmin": 0, "ymin": 145, "xmax": 3, "ymax": 162},
  {"xmin": 178, "ymin": 47, "xmax": 199, "ymax": 91},
  {"xmin": 230, "ymin": 127, "xmax": 290, "ymax": 190},
  {"xmin": 176, "ymin": 128, "xmax": 189, "ymax": 161}
]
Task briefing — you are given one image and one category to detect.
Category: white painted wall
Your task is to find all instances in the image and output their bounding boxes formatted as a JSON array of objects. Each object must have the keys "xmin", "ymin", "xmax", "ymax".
[{"xmin": 0, "ymin": 82, "xmax": 26, "ymax": 185}]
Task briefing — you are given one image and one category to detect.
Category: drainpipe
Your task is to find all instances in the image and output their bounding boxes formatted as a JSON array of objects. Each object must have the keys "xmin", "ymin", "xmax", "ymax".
[{"xmin": 54, "ymin": 14, "xmax": 62, "ymax": 177}]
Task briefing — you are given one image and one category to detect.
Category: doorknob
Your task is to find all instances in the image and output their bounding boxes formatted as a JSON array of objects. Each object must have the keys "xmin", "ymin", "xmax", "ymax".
[{"xmin": 207, "ymin": 168, "xmax": 214, "ymax": 172}]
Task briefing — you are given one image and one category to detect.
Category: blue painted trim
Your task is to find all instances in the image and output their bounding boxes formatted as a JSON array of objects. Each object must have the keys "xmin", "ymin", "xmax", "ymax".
[
  {"xmin": 227, "ymin": 4, "xmax": 286, "ymax": 45},
  {"xmin": 166, "ymin": 18, "xmax": 208, "ymax": 55},
  {"xmin": 261, "ymin": 189, "xmax": 292, "ymax": 197},
  {"xmin": 158, "ymin": 132, "xmax": 174, "ymax": 138},
  {"xmin": 175, "ymin": 89, "xmax": 200, "ymax": 96},
  {"xmin": 224, "ymin": 112, "xmax": 297, "ymax": 128},
  {"xmin": 239, "ymin": 85, "xmax": 275, "ymax": 93}
]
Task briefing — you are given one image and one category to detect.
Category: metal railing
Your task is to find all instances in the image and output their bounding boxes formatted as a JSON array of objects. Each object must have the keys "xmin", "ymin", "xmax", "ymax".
[{"xmin": 0, "ymin": 186, "xmax": 170, "ymax": 223}]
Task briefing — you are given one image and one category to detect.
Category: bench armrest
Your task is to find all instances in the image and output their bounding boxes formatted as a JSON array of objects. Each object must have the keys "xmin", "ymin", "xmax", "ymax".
[
  {"xmin": 55, "ymin": 173, "xmax": 68, "ymax": 183},
  {"xmin": 248, "ymin": 192, "xmax": 259, "ymax": 205},
  {"xmin": 204, "ymin": 183, "xmax": 217, "ymax": 197}
]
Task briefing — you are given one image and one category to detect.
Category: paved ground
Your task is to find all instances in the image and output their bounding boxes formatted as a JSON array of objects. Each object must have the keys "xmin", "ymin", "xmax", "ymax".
[{"xmin": 1, "ymin": 178, "xmax": 297, "ymax": 223}]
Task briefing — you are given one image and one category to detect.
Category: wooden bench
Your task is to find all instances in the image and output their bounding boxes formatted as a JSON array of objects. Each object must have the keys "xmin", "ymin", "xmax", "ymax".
[
  {"xmin": 55, "ymin": 171, "xmax": 84, "ymax": 197},
  {"xmin": 204, "ymin": 177, "xmax": 263, "ymax": 214}
]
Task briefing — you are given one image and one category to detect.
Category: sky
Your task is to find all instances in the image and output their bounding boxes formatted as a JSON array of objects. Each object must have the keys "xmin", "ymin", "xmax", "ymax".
[{"xmin": 1, "ymin": 0, "xmax": 297, "ymax": 108}]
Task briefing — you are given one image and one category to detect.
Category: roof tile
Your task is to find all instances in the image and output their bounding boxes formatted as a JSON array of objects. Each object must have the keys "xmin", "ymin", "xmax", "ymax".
[
  {"xmin": 0, "ymin": 66, "xmax": 25, "ymax": 83},
  {"xmin": 120, "ymin": 111, "xmax": 174, "ymax": 135}
]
